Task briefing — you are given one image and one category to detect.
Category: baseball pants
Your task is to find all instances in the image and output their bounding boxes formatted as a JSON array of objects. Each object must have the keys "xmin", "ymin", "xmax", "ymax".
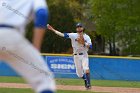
[
  {"xmin": 73, "ymin": 53, "xmax": 89, "ymax": 77},
  {"xmin": 0, "ymin": 28, "xmax": 56, "ymax": 93}
]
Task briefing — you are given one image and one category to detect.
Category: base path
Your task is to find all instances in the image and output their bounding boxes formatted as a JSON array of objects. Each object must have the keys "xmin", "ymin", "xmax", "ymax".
[{"xmin": 0, "ymin": 83, "xmax": 140, "ymax": 93}]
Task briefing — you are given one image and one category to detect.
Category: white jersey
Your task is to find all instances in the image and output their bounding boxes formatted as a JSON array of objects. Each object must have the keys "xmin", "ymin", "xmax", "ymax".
[
  {"xmin": 0, "ymin": 0, "xmax": 47, "ymax": 33},
  {"xmin": 67, "ymin": 33, "xmax": 92, "ymax": 54}
]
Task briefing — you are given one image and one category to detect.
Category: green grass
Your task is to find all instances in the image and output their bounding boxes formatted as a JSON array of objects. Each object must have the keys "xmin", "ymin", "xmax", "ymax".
[
  {"xmin": 0, "ymin": 76, "xmax": 140, "ymax": 88},
  {"xmin": 0, "ymin": 88, "xmax": 103, "ymax": 93},
  {"xmin": 0, "ymin": 88, "xmax": 33, "ymax": 93},
  {"xmin": 0, "ymin": 76, "xmax": 25, "ymax": 83},
  {"xmin": 1, "ymin": 76, "xmax": 140, "ymax": 93},
  {"xmin": 56, "ymin": 78, "xmax": 140, "ymax": 88}
]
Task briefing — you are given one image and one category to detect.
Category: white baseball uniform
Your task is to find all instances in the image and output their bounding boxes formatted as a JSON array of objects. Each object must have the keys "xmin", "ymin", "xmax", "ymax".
[
  {"xmin": 0, "ymin": 0, "xmax": 55, "ymax": 93},
  {"xmin": 64, "ymin": 33, "xmax": 92, "ymax": 77}
]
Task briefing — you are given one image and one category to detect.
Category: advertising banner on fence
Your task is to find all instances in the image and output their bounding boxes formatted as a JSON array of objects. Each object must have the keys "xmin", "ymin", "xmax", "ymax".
[
  {"xmin": 1, "ymin": 55, "xmax": 140, "ymax": 80},
  {"xmin": 44, "ymin": 56, "xmax": 76, "ymax": 74},
  {"xmin": 0, "ymin": 61, "xmax": 18, "ymax": 76}
]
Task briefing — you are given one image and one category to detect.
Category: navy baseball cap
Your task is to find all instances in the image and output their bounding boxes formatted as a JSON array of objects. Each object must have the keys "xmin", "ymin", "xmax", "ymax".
[{"xmin": 76, "ymin": 23, "xmax": 83, "ymax": 27}]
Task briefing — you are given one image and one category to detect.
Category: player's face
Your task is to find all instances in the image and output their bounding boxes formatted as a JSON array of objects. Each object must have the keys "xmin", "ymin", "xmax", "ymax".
[{"xmin": 76, "ymin": 26, "xmax": 84, "ymax": 33}]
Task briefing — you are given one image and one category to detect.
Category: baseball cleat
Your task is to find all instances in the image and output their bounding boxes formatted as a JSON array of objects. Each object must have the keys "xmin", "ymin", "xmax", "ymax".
[
  {"xmin": 85, "ymin": 84, "xmax": 91, "ymax": 90},
  {"xmin": 86, "ymin": 86, "xmax": 91, "ymax": 90}
]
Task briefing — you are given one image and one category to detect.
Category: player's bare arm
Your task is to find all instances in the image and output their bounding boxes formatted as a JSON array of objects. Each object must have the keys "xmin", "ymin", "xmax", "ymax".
[
  {"xmin": 47, "ymin": 24, "xmax": 64, "ymax": 37},
  {"xmin": 32, "ymin": 6, "xmax": 49, "ymax": 51},
  {"xmin": 32, "ymin": 28, "xmax": 46, "ymax": 51}
]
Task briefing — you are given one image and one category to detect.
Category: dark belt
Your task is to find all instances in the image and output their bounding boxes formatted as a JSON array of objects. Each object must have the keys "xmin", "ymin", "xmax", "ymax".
[
  {"xmin": 74, "ymin": 53, "xmax": 83, "ymax": 55},
  {"xmin": 0, "ymin": 24, "xmax": 15, "ymax": 29}
]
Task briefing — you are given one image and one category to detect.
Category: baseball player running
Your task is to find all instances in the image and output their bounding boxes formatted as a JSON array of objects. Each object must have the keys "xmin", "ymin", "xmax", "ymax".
[
  {"xmin": 47, "ymin": 23, "xmax": 92, "ymax": 89},
  {"xmin": 0, "ymin": 0, "xmax": 55, "ymax": 93}
]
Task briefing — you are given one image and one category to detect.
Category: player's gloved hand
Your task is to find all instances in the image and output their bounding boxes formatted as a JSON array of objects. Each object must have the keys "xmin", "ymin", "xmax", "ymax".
[{"xmin": 77, "ymin": 34, "xmax": 85, "ymax": 45}]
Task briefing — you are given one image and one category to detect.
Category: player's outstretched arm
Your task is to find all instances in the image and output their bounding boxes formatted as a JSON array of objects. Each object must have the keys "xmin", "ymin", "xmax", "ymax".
[{"xmin": 47, "ymin": 24, "xmax": 64, "ymax": 37}]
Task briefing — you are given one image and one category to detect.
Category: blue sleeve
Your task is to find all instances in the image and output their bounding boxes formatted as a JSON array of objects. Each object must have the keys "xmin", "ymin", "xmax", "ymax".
[
  {"xmin": 89, "ymin": 44, "xmax": 92, "ymax": 49},
  {"xmin": 64, "ymin": 33, "xmax": 69, "ymax": 38},
  {"xmin": 34, "ymin": 8, "xmax": 49, "ymax": 28}
]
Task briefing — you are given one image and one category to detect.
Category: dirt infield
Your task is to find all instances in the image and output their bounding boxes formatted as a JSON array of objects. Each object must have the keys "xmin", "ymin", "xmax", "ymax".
[{"xmin": 0, "ymin": 83, "xmax": 140, "ymax": 93}]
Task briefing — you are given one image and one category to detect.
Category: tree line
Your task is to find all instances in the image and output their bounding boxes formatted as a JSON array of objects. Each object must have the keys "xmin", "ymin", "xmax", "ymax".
[{"xmin": 26, "ymin": 0, "xmax": 140, "ymax": 56}]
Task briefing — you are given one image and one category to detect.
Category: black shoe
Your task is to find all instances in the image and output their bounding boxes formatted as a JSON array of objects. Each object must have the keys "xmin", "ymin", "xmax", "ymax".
[{"xmin": 86, "ymin": 84, "xmax": 91, "ymax": 90}]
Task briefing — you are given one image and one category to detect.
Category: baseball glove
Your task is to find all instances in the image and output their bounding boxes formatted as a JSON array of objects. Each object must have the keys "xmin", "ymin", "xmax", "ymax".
[{"xmin": 77, "ymin": 34, "xmax": 85, "ymax": 45}]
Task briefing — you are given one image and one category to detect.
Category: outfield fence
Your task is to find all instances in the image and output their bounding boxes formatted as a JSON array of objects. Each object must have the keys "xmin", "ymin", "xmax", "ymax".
[{"xmin": 0, "ymin": 53, "xmax": 140, "ymax": 81}]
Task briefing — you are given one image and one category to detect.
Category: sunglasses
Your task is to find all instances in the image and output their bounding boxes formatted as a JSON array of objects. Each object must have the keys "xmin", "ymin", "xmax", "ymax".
[{"xmin": 76, "ymin": 26, "xmax": 82, "ymax": 28}]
